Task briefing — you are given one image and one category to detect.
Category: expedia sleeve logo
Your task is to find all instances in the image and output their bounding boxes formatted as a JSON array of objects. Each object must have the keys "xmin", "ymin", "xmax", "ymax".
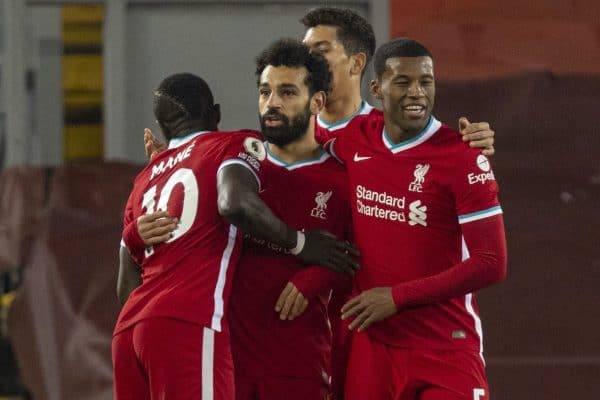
[{"xmin": 468, "ymin": 154, "xmax": 496, "ymax": 185}]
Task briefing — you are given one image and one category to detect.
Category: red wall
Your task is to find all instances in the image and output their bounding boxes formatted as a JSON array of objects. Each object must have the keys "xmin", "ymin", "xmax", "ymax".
[{"xmin": 390, "ymin": 0, "xmax": 600, "ymax": 79}]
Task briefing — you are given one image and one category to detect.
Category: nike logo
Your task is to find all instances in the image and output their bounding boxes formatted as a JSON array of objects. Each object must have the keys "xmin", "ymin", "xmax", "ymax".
[{"xmin": 353, "ymin": 153, "xmax": 371, "ymax": 162}]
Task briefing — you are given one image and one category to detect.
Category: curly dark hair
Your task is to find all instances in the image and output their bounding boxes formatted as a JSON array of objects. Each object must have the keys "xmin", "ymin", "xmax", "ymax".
[
  {"xmin": 374, "ymin": 38, "xmax": 433, "ymax": 78},
  {"xmin": 301, "ymin": 7, "xmax": 376, "ymax": 66},
  {"xmin": 255, "ymin": 38, "xmax": 332, "ymax": 95}
]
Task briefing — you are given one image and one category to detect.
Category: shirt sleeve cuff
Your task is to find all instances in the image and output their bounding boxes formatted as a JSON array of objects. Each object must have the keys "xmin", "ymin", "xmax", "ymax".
[
  {"xmin": 122, "ymin": 221, "xmax": 146, "ymax": 256},
  {"xmin": 391, "ymin": 285, "xmax": 405, "ymax": 309}
]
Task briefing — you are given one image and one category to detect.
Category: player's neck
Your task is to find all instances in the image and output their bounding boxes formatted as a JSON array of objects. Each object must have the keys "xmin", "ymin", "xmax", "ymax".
[
  {"xmin": 268, "ymin": 124, "xmax": 321, "ymax": 164},
  {"xmin": 171, "ymin": 124, "xmax": 215, "ymax": 140},
  {"xmin": 319, "ymin": 88, "xmax": 363, "ymax": 125},
  {"xmin": 383, "ymin": 116, "xmax": 428, "ymax": 144}
]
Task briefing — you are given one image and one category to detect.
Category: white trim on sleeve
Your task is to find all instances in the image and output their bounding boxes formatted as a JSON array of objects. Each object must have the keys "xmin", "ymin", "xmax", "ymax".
[
  {"xmin": 217, "ymin": 159, "xmax": 261, "ymax": 191},
  {"xmin": 458, "ymin": 206, "xmax": 503, "ymax": 224}
]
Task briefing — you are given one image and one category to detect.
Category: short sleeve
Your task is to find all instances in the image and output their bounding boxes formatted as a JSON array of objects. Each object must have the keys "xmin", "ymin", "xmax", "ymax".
[
  {"xmin": 218, "ymin": 131, "xmax": 267, "ymax": 190},
  {"xmin": 451, "ymin": 151, "xmax": 503, "ymax": 224}
]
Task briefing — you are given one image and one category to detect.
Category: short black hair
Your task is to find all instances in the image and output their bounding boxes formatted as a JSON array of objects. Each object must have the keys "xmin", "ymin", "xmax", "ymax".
[
  {"xmin": 374, "ymin": 38, "xmax": 433, "ymax": 78},
  {"xmin": 301, "ymin": 7, "xmax": 376, "ymax": 67},
  {"xmin": 255, "ymin": 38, "xmax": 331, "ymax": 95},
  {"xmin": 153, "ymin": 73, "xmax": 214, "ymax": 125}
]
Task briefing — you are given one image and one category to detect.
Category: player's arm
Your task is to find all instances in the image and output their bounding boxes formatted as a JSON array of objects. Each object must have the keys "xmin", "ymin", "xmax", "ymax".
[
  {"xmin": 276, "ymin": 267, "xmax": 350, "ymax": 320},
  {"xmin": 342, "ymin": 215, "xmax": 507, "ymax": 331},
  {"xmin": 289, "ymin": 265, "xmax": 345, "ymax": 300},
  {"xmin": 117, "ymin": 246, "xmax": 142, "ymax": 306},
  {"xmin": 459, "ymin": 117, "xmax": 495, "ymax": 156},
  {"xmin": 217, "ymin": 163, "xmax": 359, "ymax": 273},
  {"xmin": 275, "ymin": 265, "xmax": 346, "ymax": 320},
  {"xmin": 276, "ymin": 199, "xmax": 355, "ymax": 320}
]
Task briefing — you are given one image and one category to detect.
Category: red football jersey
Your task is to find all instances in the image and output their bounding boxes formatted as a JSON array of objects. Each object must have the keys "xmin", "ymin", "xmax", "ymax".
[
  {"xmin": 328, "ymin": 115, "xmax": 503, "ymax": 353},
  {"xmin": 115, "ymin": 130, "xmax": 267, "ymax": 335},
  {"xmin": 228, "ymin": 142, "xmax": 352, "ymax": 381},
  {"xmin": 314, "ymin": 101, "xmax": 376, "ymax": 144}
]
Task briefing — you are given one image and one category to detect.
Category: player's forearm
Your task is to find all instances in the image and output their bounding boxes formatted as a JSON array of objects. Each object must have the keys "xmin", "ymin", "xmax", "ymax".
[
  {"xmin": 122, "ymin": 221, "xmax": 146, "ymax": 257},
  {"xmin": 217, "ymin": 164, "xmax": 296, "ymax": 249},
  {"xmin": 392, "ymin": 215, "xmax": 507, "ymax": 309},
  {"xmin": 220, "ymin": 191, "xmax": 297, "ymax": 248},
  {"xmin": 290, "ymin": 265, "xmax": 342, "ymax": 299},
  {"xmin": 117, "ymin": 246, "xmax": 142, "ymax": 306}
]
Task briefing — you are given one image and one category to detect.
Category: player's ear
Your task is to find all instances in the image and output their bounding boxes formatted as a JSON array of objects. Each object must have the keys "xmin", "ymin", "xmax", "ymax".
[
  {"xmin": 158, "ymin": 121, "xmax": 171, "ymax": 141},
  {"xmin": 370, "ymin": 79, "xmax": 383, "ymax": 100},
  {"xmin": 310, "ymin": 91, "xmax": 326, "ymax": 115},
  {"xmin": 350, "ymin": 52, "xmax": 367, "ymax": 76}
]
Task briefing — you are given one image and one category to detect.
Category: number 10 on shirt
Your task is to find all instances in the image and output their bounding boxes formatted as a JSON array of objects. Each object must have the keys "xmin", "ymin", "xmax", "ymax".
[{"xmin": 141, "ymin": 168, "xmax": 199, "ymax": 257}]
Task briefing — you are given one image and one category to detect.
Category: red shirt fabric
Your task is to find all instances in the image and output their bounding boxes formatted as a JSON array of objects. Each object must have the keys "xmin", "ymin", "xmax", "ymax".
[
  {"xmin": 229, "ymin": 142, "xmax": 352, "ymax": 380},
  {"xmin": 324, "ymin": 114, "xmax": 505, "ymax": 353},
  {"xmin": 115, "ymin": 130, "xmax": 266, "ymax": 335}
]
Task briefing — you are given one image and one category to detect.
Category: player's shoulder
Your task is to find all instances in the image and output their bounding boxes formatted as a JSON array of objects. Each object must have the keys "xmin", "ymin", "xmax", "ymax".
[
  {"xmin": 205, "ymin": 129, "xmax": 263, "ymax": 158},
  {"xmin": 224, "ymin": 129, "xmax": 262, "ymax": 139},
  {"xmin": 433, "ymin": 124, "xmax": 497, "ymax": 182},
  {"xmin": 431, "ymin": 123, "xmax": 476, "ymax": 157},
  {"xmin": 341, "ymin": 110, "xmax": 383, "ymax": 140},
  {"xmin": 134, "ymin": 142, "xmax": 182, "ymax": 184},
  {"xmin": 201, "ymin": 129, "xmax": 261, "ymax": 147}
]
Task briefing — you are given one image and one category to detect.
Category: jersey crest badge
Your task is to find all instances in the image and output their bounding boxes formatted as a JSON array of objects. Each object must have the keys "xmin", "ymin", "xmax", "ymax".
[
  {"xmin": 408, "ymin": 164, "xmax": 430, "ymax": 193},
  {"xmin": 311, "ymin": 191, "xmax": 332, "ymax": 219}
]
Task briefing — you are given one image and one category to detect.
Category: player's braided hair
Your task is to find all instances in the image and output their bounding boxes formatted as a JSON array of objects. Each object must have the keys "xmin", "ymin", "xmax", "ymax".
[
  {"xmin": 255, "ymin": 38, "xmax": 332, "ymax": 95},
  {"xmin": 374, "ymin": 38, "xmax": 433, "ymax": 78},
  {"xmin": 153, "ymin": 73, "xmax": 215, "ymax": 131},
  {"xmin": 300, "ymin": 7, "xmax": 376, "ymax": 68}
]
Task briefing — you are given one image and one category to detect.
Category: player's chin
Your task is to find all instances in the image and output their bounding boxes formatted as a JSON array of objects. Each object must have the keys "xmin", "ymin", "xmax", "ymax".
[{"xmin": 398, "ymin": 118, "xmax": 428, "ymax": 133}]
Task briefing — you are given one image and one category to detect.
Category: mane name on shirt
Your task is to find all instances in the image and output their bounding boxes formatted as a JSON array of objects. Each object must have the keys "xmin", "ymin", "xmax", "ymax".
[{"xmin": 150, "ymin": 142, "xmax": 196, "ymax": 181}]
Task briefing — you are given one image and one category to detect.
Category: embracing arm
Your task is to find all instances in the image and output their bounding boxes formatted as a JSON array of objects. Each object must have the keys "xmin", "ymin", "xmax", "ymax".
[
  {"xmin": 217, "ymin": 163, "xmax": 359, "ymax": 273},
  {"xmin": 217, "ymin": 163, "xmax": 296, "ymax": 248}
]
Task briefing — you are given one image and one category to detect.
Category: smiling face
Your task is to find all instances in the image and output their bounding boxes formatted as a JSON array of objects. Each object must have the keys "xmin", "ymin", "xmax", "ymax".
[
  {"xmin": 258, "ymin": 65, "xmax": 314, "ymax": 146},
  {"xmin": 372, "ymin": 56, "xmax": 435, "ymax": 136}
]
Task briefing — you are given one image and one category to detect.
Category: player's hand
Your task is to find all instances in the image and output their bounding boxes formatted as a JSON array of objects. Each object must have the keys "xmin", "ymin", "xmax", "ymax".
[
  {"xmin": 459, "ymin": 117, "xmax": 495, "ymax": 156},
  {"xmin": 341, "ymin": 287, "xmax": 397, "ymax": 332},
  {"xmin": 275, "ymin": 282, "xmax": 309, "ymax": 320},
  {"xmin": 137, "ymin": 210, "xmax": 178, "ymax": 245},
  {"xmin": 298, "ymin": 230, "xmax": 360, "ymax": 274},
  {"xmin": 144, "ymin": 128, "xmax": 167, "ymax": 160}
]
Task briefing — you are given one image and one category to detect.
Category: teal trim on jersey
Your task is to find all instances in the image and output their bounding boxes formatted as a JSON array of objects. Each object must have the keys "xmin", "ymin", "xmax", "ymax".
[
  {"xmin": 168, "ymin": 130, "xmax": 211, "ymax": 149},
  {"xmin": 383, "ymin": 116, "xmax": 434, "ymax": 150},
  {"xmin": 458, "ymin": 206, "xmax": 503, "ymax": 221},
  {"xmin": 317, "ymin": 100, "xmax": 367, "ymax": 129},
  {"xmin": 265, "ymin": 142, "xmax": 328, "ymax": 169}
]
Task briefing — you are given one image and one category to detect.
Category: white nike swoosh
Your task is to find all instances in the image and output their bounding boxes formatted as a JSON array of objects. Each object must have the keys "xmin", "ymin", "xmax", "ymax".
[{"xmin": 353, "ymin": 153, "xmax": 371, "ymax": 162}]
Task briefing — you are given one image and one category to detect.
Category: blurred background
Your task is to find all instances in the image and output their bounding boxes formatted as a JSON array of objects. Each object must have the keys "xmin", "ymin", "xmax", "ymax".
[{"xmin": 0, "ymin": 1, "xmax": 598, "ymax": 399}]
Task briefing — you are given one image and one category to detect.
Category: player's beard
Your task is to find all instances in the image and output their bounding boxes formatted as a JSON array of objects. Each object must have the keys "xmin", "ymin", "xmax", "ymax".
[{"xmin": 259, "ymin": 104, "xmax": 312, "ymax": 147}]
